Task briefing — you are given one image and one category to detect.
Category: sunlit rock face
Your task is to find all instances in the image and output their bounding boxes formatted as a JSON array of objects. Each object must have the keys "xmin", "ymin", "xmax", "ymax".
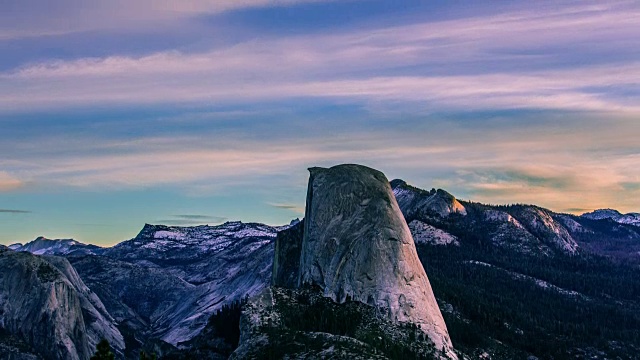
[
  {"xmin": 391, "ymin": 179, "xmax": 467, "ymax": 220},
  {"xmin": 298, "ymin": 164, "xmax": 456, "ymax": 358}
]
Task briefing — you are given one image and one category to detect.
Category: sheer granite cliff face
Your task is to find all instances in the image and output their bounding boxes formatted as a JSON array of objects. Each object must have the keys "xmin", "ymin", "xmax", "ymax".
[
  {"xmin": 271, "ymin": 220, "xmax": 304, "ymax": 288},
  {"xmin": 291, "ymin": 164, "xmax": 455, "ymax": 358},
  {"xmin": 0, "ymin": 248, "xmax": 124, "ymax": 360}
]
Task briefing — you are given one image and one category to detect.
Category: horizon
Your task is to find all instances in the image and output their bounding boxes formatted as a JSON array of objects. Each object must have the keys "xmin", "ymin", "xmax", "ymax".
[
  {"xmin": 1, "ymin": 0, "xmax": 639, "ymax": 245},
  {"xmin": 3, "ymin": 175, "xmax": 636, "ymax": 247}
]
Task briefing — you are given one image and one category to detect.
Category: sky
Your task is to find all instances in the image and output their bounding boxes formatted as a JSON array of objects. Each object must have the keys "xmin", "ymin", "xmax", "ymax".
[{"xmin": 1, "ymin": 0, "xmax": 639, "ymax": 246}]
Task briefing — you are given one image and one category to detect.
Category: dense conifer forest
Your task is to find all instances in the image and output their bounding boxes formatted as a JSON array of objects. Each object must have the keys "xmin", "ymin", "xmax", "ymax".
[{"xmin": 416, "ymin": 203, "xmax": 640, "ymax": 358}]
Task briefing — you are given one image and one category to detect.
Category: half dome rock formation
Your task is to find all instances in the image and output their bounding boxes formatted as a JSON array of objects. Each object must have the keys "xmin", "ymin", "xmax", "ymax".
[{"xmin": 275, "ymin": 164, "xmax": 456, "ymax": 358}]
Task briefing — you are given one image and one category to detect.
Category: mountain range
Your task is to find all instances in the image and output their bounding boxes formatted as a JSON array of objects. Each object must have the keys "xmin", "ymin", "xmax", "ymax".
[
  {"xmin": 1, "ymin": 164, "xmax": 639, "ymax": 359},
  {"xmin": 581, "ymin": 208, "xmax": 640, "ymax": 226}
]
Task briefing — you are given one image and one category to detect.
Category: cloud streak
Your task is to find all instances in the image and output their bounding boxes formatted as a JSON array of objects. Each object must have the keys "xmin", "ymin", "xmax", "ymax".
[
  {"xmin": 2, "ymin": 113, "xmax": 639, "ymax": 213},
  {"xmin": 1, "ymin": 0, "xmax": 639, "ymax": 235},
  {"xmin": 1, "ymin": 2, "xmax": 639, "ymax": 113},
  {"xmin": 0, "ymin": 209, "xmax": 31, "ymax": 214},
  {"xmin": 173, "ymin": 214, "xmax": 223, "ymax": 220},
  {"xmin": 269, "ymin": 203, "xmax": 305, "ymax": 214},
  {"xmin": 156, "ymin": 214, "xmax": 227, "ymax": 225},
  {"xmin": 0, "ymin": 0, "xmax": 338, "ymax": 40}
]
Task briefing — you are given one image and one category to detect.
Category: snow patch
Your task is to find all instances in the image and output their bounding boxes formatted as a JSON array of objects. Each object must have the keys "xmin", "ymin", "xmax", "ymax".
[
  {"xmin": 154, "ymin": 231, "xmax": 185, "ymax": 240},
  {"xmin": 556, "ymin": 215, "xmax": 590, "ymax": 234},
  {"xmin": 408, "ymin": 220, "xmax": 459, "ymax": 246},
  {"xmin": 582, "ymin": 209, "xmax": 640, "ymax": 227},
  {"xmin": 484, "ymin": 210, "xmax": 524, "ymax": 229}
]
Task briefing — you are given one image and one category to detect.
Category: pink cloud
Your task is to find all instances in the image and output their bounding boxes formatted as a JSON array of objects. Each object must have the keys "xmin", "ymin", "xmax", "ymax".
[
  {"xmin": 1, "ymin": 1, "xmax": 639, "ymax": 113},
  {"xmin": 0, "ymin": 172, "xmax": 23, "ymax": 192}
]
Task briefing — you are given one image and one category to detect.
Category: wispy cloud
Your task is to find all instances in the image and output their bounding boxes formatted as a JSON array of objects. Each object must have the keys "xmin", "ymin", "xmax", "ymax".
[
  {"xmin": 0, "ymin": 0, "xmax": 338, "ymax": 40},
  {"xmin": 0, "ymin": 209, "xmax": 31, "ymax": 214},
  {"xmin": 0, "ymin": 172, "xmax": 23, "ymax": 192},
  {"xmin": 3, "ymin": 62, "xmax": 639, "ymax": 113},
  {"xmin": 1, "ymin": 0, "xmax": 639, "ymax": 224},
  {"xmin": 1, "ymin": 2, "xmax": 638, "ymax": 112},
  {"xmin": 156, "ymin": 214, "xmax": 227, "ymax": 225},
  {"xmin": 173, "ymin": 214, "xmax": 223, "ymax": 220},
  {"xmin": 2, "ymin": 113, "xmax": 638, "ymax": 213},
  {"xmin": 564, "ymin": 208, "xmax": 593, "ymax": 214},
  {"xmin": 268, "ymin": 203, "xmax": 305, "ymax": 214},
  {"xmin": 429, "ymin": 141, "xmax": 640, "ymax": 214}
]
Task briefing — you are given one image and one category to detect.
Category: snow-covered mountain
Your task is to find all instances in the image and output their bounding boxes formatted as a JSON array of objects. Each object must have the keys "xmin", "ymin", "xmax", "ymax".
[
  {"xmin": 581, "ymin": 209, "xmax": 640, "ymax": 226},
  {"xmin": 1, "ymin": 221, "xmax": 285, "ymax": 359},
  {"xmin": 2, "ymin": 171, "xmax": 639, "ymax": 359},
  {"xmin": 9, "ymin": 236, "xmax": 102, "ymax": 256},
  {"xmin": 391, "ymin": 181, "xmax": 580, "ymax": 255},
  {"xmin": 101, "ymin": 221, "xmax": 280, "ymax": 346}
]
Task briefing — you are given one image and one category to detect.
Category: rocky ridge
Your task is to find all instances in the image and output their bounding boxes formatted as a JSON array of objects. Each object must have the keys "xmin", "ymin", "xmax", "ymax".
[
  {"xmin": 2, "ymin": 170, "xmax": 639, "ymax": 359},
  {"xmin": 9, "ymin": 237, "xmax": 102, "ymax": 256},
  {"xmin": 582, "ymin": 208, "xmax": 640, "ymax": 226},
  {"xmin": 391, "ymin": 180, "xmax": 466, "ymax": 219},
  {"xmin": 95, "ymin": 221, "xmax": 279, "ymax": 346}
]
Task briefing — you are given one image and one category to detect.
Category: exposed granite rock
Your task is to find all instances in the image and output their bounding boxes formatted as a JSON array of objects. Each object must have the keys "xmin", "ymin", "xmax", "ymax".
[
  {"xmin": 408, "ymin": 220, "xmax": 459, "ymax": 246},
  {"xmin": 68, "ymin": 255, "xmax": 193, "ymax": 341},
  {"xmin": 42, "ymin": 256, "xmax": 124, "ymax": 356},
  {"xmin": 0, "ymin": 250, "xmax": 123, "ymax": 360},
  {"xmin": 272, "ymin": 219, "xmax": 304, "ymax": 288},
  {"xmin": 391, "ymin": 180, "xmax": 466, "ymax": 220},
  {"xmin": 8, "ymin": 237, "xmax": 102, "ymax": 256},
  {"xmin": 507, "ymin": 206, "xmax": 578, "ymax": 254},
  {"xmin": 298, "ymin": 164, "xmax": 456, "ymax": 358},
  {"xmin": 100, "ymin": 221, "xmax": 277, "ymax": 346}
]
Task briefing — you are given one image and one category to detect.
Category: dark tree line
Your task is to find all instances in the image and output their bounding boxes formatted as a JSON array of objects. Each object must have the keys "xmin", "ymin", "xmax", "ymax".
[{"xmin": 206, "ymin": 296, "xmax": 248, "ymax": 348}]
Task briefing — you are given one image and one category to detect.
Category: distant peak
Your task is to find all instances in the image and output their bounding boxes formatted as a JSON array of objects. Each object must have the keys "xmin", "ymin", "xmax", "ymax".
[
  {"xmin": 391, "ymin": 179, "xmax": 466, "ymax": 218},
  {"xmin": 30, "ymin": 236, "xmax": 75, "ymax": 243},
  {"xmin": 581, "ymin": 209, "xmax": 623, "ymax": 218},
  {"xmin": 223, "ymin": 220, "xmax": 243, "ymax": 225},
  {"xmin": 136, "ymin": 223, "xmax": 171, "ymax": 238},
  {"xmin": 581, "ymin": 208, "xmax": 640, "ymax": 227},
  {"xmin": 7, "ymin": 243, "xmax": 22, "ymax": 250},
  {"xmin": 389, "ymin": 179, "xmax": 407, "ymax": 189},
  {"xmin": 390, "ymin": 179, "xmax": 445, "ymax": 197}
]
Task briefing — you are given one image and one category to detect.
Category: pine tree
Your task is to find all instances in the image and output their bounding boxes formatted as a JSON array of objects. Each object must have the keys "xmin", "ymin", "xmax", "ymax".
[{"xmin": 91, "ymin": 339, "xmax": 115, "ymax": 360}]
